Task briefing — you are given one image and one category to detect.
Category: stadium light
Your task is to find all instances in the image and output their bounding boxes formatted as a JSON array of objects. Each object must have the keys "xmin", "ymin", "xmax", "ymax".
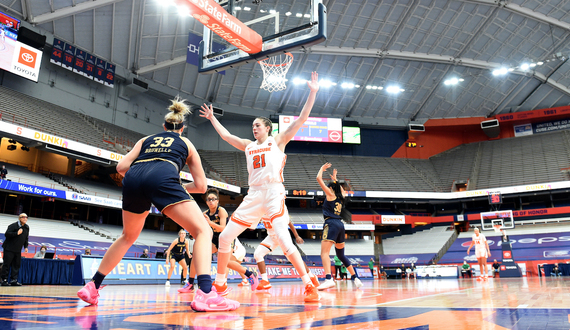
[
  {"xmin": 319, "ymin": 80, "xmax": 336, "ymax": 88},
  {"xmin": 520, "ymin": 63, "xmax": 530, "ymax": 71},
  {"xmin": 386, "ymin": 85, "xmax": 403, "ymax": 94},
  {"xmin": 444, "ymin": 77, "xmax": 464, "ymax": 86},
  {"xmin": 341, "ymin": 82, "xmax": 355, "ymax": 89},
  {"xmin": 292, "ymin": 77, "xmax": 306, "ymax": 85},
  {"xmin": 492, "ymin": 67, "xmax": 509, "ymax": 76}
]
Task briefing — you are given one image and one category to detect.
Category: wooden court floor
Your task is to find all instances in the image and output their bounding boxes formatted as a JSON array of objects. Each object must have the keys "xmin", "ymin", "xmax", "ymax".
[{"xmin": 0, "ymin": 277, "xmax": 569, "ymax": 329}]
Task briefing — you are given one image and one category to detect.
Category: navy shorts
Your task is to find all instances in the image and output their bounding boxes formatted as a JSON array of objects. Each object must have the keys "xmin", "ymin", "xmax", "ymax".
[
  {"xmin": 122, "ymin": 161, "xmax": 194, "ymax": 214},
  {"xmin": 322, "ymin": 218, "xmax": 345, "ymax": 244},
  {"xmin": 212, "ymin": 231, "xmax": 220, "ymax": 249},
  {"xmin": 170, "ymin": 253, "xmax": 185, "ymax": 262}
]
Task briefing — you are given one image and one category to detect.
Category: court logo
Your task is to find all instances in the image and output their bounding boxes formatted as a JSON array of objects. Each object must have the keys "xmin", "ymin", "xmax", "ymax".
[{"xmin": 18, "ymin": 47, "xmax": 37, "ymax": 68}]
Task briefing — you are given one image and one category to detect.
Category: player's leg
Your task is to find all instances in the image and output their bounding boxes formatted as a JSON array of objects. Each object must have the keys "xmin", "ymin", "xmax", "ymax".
[
  {"xmin": 164, "ymin": 200, "xmax": 239, "ymax": 311},
  {"xmin": 78, "ymin": 210, "xmax": 146, "ymax": 305},
  {"xmin": 166, "ymin": 257, "xmax": 176, "ymax": 284},
  {"xmin": 215, "ymin": 221, "xmax": 251, "ymax": 293},
  {"xmin": 179, "ymin": 258, "xmax": 197, "ymax": 293},
  {"xmin": 270, "ymin": 214, "xmax": 319, "ymax": 302},
  {"xmin": 335, "ymin": 240, "xmax": 363, "ymax": 288},
  {"xmin": 481, "ymin": 257, "xmax": 488, "ymax": 279},
  {"xmin": 178, "ymin": 259, "xmax": 188, "ymax": 281},
  {"xmin": 254, "ymin": 236, "xmax": 276, "ymax": 290},
  {"xmin": 317, "ymin": 240, "xmax": 335, "ymax": 290}
]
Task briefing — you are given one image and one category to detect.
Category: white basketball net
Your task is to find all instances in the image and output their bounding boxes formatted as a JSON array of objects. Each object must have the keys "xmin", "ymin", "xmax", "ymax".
[{"xmin": 258, "ymin": 53, "xmax": 294, "ymax": 92}]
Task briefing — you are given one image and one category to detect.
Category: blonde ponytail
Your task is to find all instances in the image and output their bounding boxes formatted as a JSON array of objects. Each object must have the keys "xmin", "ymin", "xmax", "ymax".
[{"xmin": 164, "ymin": 97, "xmax": 191, "ymax": 128}]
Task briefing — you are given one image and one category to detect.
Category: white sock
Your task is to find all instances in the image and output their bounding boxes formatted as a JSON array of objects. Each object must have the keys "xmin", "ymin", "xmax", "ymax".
[
  {"xmin": 215, "ymin": 273, "xmax": 226, "ymax": 286},
  {"xmin": 301, "ymin": 274, "xmax": 311, "ymax": 285},
  {"xmin": 261, "ymin": 273, "xmax": 268, "ymax": 281}
]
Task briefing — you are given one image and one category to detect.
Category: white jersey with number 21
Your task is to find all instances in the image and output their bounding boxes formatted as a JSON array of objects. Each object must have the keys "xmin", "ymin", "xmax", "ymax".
[{"xmin": 245, "ymin": 136, "xmax": 286, "ymax": 187}]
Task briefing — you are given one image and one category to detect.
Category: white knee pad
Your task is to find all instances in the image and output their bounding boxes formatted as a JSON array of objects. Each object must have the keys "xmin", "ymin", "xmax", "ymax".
[
  {"xmin": 274, "ymin": 226, "xmax": 297, "ymax": 256},
  {"xmin": 254, "ymin": 245, "xmax": 271, "ymax": 263},
  {"xmin": 218, "ymin": 221, "xmax": 245, "ymax": 254}
]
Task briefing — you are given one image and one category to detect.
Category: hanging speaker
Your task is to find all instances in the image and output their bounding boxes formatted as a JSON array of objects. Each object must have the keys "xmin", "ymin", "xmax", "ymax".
[
  {"xmin": 481, "ymin": 119, "xmax": 500, "ymax": 138},
  {"xmin": 17, "ymin": 27, "xmax": 46, "ymax": 50}
]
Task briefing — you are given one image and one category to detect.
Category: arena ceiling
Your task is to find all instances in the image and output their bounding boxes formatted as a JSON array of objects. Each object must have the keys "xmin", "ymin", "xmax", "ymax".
[{"xmin": 2, "ymin": 0, "xmax": 570, "ymax": 128}]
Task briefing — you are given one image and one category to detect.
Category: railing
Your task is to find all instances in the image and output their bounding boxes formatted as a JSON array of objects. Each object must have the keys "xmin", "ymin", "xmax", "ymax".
[{"xmin": 434, "ymin": 229, "xmax": 458, "ymax": 263}]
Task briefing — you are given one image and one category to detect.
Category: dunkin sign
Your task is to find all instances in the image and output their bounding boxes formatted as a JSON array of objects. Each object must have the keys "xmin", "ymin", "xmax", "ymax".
[{"xmin": 178, "ymin": 0, "xmax": 262, "ymax": 54}]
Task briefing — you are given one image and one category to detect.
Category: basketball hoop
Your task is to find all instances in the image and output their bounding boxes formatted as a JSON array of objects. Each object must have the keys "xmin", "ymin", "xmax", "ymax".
[
  {"xmin": 493, "ymin": 224, "xmax": 502, "ymax": 233},
  {"xmin": 258, "ymin": 52, "xmax": 294, "ymax": 92}
]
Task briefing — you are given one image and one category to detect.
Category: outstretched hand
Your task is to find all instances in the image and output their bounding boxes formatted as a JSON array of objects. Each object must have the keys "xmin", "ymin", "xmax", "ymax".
[
  {"xmin": 320, "ymin": 162, "xmax": 332, "ymax": 172},
  {"xmin": 199, "ymin": 103, "xmax": 214, "ymax": 120},
  {"xmin": 330, "ymin": 168, "xmax": 338, "ymax": 182},
  {"xmin": 307, "ymin": 71, "xmax": 319, "ymax": 92}
]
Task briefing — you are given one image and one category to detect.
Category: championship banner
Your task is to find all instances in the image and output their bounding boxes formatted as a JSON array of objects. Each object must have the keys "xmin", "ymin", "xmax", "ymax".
[
  {"xmin": 84, "ymin": 54, "xmax": 96, "ymax": 79},
  {"xmin": 176, "ymin": 0, "xmax": 263, "ymax": 53},
  {"xmin": 73, "ymin": 48, "xmax": 87, "ymax": 75},
  {"xmin": 61, "ymin": 43, "xmax": 75, "ymax": 70},
  {"xmin": 50, "ymin": 38, "xmax": 65, "ymax": 66},
  {"xmin": 496, "ymin": 106, "xmax": 570, "ymax": 122},
  {"xmin": 105, "ymin": 62, "xmax": 115, "ymax": 88},
  {"xmin": 94, "ymin": 58, "xmax": 107, "ymax": 84}
]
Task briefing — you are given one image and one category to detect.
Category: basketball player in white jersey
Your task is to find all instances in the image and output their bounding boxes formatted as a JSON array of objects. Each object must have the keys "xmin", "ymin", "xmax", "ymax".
[
  {"xmin": 199, "ymin": 71, "xmax": 320, "ymax": 303},
  {"xmin": 466, "ymin": 227, "xmax": 491, "ymax": 280}
]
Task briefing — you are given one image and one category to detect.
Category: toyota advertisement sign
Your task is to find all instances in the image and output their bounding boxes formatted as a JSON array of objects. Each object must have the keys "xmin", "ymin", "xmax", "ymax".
[{"xmin": 0, "ymin": 39, "xmax": 42, "ymax": 82}]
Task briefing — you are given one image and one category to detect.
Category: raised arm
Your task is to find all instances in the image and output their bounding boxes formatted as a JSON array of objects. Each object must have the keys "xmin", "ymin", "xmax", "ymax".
[
  {"xmin": 200, "ymin": 104, "xmax": 251, "ymax": 151},
  {"xmin": 275, "ymin": 72, "xmax": 319, "ymax": 148},
  {"xmin": 316, "ymin": 163, "xmax": 335, "ymax": 199}
]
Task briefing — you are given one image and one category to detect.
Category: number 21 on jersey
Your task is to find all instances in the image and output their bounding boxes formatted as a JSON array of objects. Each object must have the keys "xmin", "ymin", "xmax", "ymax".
[{"xmin": 253, "ymin": 154, "xmax": 266, "ymax": 169}]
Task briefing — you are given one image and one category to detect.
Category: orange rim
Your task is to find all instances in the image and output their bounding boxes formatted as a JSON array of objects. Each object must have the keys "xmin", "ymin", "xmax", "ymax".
[{"xmin": 258, "ymin": 52, "xmax": 294, "ymax": 67}]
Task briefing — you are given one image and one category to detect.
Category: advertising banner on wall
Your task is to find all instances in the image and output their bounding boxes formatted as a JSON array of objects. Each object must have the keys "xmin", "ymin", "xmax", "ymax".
[{"xmin": 381, "ymin": 215, "xmax": 406, "ymax": 224}]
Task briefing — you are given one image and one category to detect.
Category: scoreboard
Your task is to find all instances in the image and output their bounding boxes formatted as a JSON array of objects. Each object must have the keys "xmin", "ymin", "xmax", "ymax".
[{"xmin": 279, "ymin": 116, "xmax": 343, "ymax": 143}]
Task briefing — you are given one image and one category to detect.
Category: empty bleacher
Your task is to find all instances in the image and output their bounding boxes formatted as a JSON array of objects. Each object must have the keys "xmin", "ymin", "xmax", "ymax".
[
  {"xmin": 6, "ymin": 164, "xmax": 70, "ymax": 191},
  {"xmin": 50, "ymin": 174, "xmax": 122, "ymax": 200},
  {"xmin": 430, "ymin": 143, "xmax": 480, "ymax": 191},
  {"xmin": 474, "ymin": 131, "xmax": 569, "ymax": 190},
  {"xmin": 0, "ymin": 86, "xmax": 112, "ymax": 150},
  {"xmin": 0, "ymin": 215, "xmax": 111, "ymax": 244},
  {"xmin": 382, "ymin": 226, "xmax": 455, "ymax": 255},
  {"xmin": 90, "ymin": 222, "xmax": 177, "ymax": 249}
]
